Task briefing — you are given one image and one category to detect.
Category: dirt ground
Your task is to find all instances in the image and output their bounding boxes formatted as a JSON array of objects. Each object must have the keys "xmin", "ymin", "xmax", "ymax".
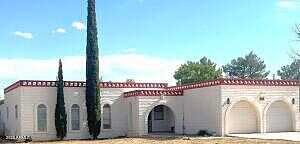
[{"xmin": 29, "ymin": 137, "xmax": 300, "ymax": 144}]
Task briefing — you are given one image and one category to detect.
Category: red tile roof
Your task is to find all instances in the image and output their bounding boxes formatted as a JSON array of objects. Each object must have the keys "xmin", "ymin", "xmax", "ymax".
[
  {"xmin": 123, "ymin": 90, "xmax": 183, "ymax": 98},
  {"xmin": 167, "ymin": 78, "xmax": 299, "ymax": 91},
  {"xmin": 4, "ymin": 78, "xmax": 299, "ymax": 94},
  {"xmin": 4, "ymin": 80, "xmax": 168, "ymax": 94}
]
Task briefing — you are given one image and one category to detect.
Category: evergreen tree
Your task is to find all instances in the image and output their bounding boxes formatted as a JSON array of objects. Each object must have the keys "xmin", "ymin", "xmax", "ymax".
[
  {"xmin": 295, "ymin": 24, "xmax": 300, "ymax": 40},
  {"xmin": 85, "ymin": 0, "xmax": 101, "ymax": 139},
  {"xmin": 55, "ymin": 59, "xmax": 67, "ymax": 140},
  {"xmin": 223, "ymin": 51, "xmax": 270, "ymax": 79},
  {"xmin": 277, "ymin": 59, "xmax": 300, "ymax": 80}
]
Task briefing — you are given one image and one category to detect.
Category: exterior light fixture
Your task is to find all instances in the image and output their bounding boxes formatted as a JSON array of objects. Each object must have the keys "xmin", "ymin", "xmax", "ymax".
[
  {"xmin": 259, "ymin": 97, "xmax": 265, "ymax": 101},
  {"xmin": 226, "ymin": 98, "xmax": 230, "ymax": 104},
  {"xmin": 258, "ymin": 92, "xmax": 265, "ymax": 101},
  {"xmin": 292, "ymin": 98, "xmax": 295, "ymax": 105}
]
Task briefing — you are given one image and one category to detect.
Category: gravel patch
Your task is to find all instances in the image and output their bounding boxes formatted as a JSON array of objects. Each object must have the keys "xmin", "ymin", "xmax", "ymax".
[{"xmin": 29, "ymin": 136, "xmax": 300, "ymax": 144}]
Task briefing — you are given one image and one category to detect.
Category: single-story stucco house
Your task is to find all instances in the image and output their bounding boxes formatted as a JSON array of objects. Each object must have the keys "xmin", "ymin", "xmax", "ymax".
[{"xmin": 0, "ymin": 78, "xmax": 299, "ymax": 140}]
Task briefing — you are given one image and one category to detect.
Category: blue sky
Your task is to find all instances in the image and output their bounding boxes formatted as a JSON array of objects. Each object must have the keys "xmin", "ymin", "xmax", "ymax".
[{"xmin": 0, "ymin": 0, "xmax": 300, "ymax": 97}]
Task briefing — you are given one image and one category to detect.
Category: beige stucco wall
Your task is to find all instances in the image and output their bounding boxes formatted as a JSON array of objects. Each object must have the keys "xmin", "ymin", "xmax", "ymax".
[
  {"xmin": 3, "ymin": 85, "xmax": 166, "ymax": 140},
  {"xmin": 183, "ymin": 86, "xmax": 222, "ymax": 135},
  {"xmin": 20, "ymin": 86, "xmax": 56, "ymax": 140},
  {"xmin": 0, "ymin": 103, "xmax": 5, "ymax": 135},
  {"xmin": 3, "ymin": 87, "xmax": 21, "ymax": 136},
  {"xmin": 125, "ymin": 96, "xmax": 139, "ymax": 136},
  {"xmin": 6, "ymin": 86, "xmax": 128, "ymax": 140}
]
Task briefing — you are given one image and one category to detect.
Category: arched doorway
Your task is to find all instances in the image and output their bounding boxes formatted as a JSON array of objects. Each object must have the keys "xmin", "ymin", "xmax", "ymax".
[
  {"xmin": 147, "ymin": 105, "xmax": 175, "ymax": 133},
  {"xmin": 226, "ymin": 100, "xmax": 259, "ymax": 134},
  {"xmin": 266, "ymin": 101, "xmax": 293, "ymax": 132}
]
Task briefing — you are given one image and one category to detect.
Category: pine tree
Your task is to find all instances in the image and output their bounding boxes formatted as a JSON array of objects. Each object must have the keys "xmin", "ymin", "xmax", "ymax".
[
  {"xmin": 222, "ymin": 51, "xmax": 270, "ymax": 79},
  {"xmin": 85, "ymin": 0, "xmax": 101, "ymax": 139},
  {"xmin": 55, "ymin": 59, "xmax": 67, "ymax": 140}
]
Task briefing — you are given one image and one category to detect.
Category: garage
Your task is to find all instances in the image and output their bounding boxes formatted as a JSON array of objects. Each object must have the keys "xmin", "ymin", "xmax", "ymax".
[
  {"xmin": 266, "ymin": 101, "xmax": 293, "ymax": 132},
  {"xmin": 226, "ymin": 100, "xmax": 259, "ymax": 134}
]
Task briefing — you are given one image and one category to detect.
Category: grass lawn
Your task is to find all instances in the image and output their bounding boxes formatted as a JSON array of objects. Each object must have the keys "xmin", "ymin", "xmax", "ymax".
[{"xmin": 29, "ymin": 137, "xmax": 300, "ymax": 144}]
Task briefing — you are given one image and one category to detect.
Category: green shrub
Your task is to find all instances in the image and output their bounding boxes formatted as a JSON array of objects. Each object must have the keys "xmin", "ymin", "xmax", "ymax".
[{"xmin": 197, "ymin": 130, "xmax": 212, "ymax": 137}]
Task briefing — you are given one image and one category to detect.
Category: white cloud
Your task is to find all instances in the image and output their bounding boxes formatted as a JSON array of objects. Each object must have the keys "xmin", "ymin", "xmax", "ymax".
[
  {"xmin": 101, "ymin": 53, "xmax": 183, "ymax": 84},
  {"xmin": 72, "ymin": 21, "xmax": 85, "ymax": 30},
  {"xmin": 52, "ymin": 28, "xmax": 66, "ymax": 34},
  {"xmin": 0, "ymin": 53, "xmax": 183, "ymax": 98},
  {"xmin": 14, "ymin": 31, "xmax": 33, "ymax": 39},
  {"xmin": 277, "ymin": 0, "xmax": 299, "ymax": 9}
]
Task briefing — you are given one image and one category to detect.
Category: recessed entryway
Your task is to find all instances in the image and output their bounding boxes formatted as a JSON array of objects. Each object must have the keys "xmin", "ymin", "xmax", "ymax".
[{"xmin": 147, "ymin": 105, "xmax": 175, "ymax": 134}]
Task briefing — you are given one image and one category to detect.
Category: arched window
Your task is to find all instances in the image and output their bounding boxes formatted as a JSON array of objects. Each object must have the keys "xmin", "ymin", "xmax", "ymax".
[
  {"xmin": 103, "ymin": 104, "xmax": 111, "ymax": 129},
  {"xmin": 15, "ymin": 105, "xmax": 18, "ymax": 119},
  {"xmin": 71, "ymin": 104, "xmax": 80, "ymax": 130},
  {"xmin": 37, "ymin": 104, "xmax": 47, "ymax": 132}
]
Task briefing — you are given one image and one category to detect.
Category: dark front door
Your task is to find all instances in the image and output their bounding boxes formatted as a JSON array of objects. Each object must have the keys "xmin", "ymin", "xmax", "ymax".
[{"xmin": 148, "ymin": 111, "xmax": 152, "ymax": 133}]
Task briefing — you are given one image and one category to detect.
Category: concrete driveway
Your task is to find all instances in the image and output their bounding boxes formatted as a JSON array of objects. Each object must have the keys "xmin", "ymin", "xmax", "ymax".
[{"xmin": 229, "ymin": 132, "xmax": 300, "ymax": 141}]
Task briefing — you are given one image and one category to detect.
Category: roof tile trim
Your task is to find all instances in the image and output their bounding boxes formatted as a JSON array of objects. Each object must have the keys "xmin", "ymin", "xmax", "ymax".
[
  {"xmin": 167, "ymin": 78, "xmax": 300, "ymax": 91},
  {"xmin": 4, "ymin": 78, "xmax": 299, "ymax": 94},
  {"xmin": 4, "ymin": 80, "xmax": 168, "ymax": 94},
  {"xmin": 123, "ymin": 90, "xmax": 183, "ymax": 98}
]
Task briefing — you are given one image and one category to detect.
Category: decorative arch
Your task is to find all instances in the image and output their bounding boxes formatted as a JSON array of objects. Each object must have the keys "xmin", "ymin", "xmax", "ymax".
[
  {"xmin": 143, "ymin": 101, "xmax": 171, "ymax": 121},
  {"xmin": 36, "ymin": 104, "xmax": 47, "ymax": 132},
  {"xmin": 144, "ymin": 103, "xmax": 176, "ymax": 134},
  {"xmin": 100, "ymin": 100, "xmax": 113, "ymax": 106},
  {"xmin": 224, "ymin": 98, "xmax": 261, "ymax": 134},
  {"xmin": 263, "ymin": 98, "xmax": 295, "ymax": 119},
  {"xmin": 263, "ymin": 98, "xmax": 296, "ymax": 132},
  {"xmin": 224, "ymin": 97, "xmax": 262, "ymax": 116},
  {"xmin": 71, "ymin": 104, "xmax": 80, "ymax": 130},
  {"xmin": 103, "ymin": 104, "xmax": 111, "ymax": 129}
]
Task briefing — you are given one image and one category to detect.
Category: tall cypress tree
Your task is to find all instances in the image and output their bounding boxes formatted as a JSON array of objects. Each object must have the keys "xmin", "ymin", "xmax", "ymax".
[
  {"xmin": 85, "ymin": 0, "xmax": 101, "ymax": 139},
  {"xmin": 55, "ymin": 59, "xmax": 67, "ymax": 140}
]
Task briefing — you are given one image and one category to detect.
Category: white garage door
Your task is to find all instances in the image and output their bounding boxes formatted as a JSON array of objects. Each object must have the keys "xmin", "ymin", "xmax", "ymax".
[
  {"xmin": 266, "ymin": 101, "xmax": 292, "ymax": 132},
  {"xmin": 227, "ymin": 101, "xmax": 258, "ymax": 134}
]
